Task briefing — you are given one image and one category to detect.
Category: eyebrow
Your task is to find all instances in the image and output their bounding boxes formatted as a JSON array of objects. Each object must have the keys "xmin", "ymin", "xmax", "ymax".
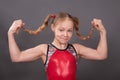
[{"xmin": 59, "ymin": 27, "xmax": 73, "ymax": 30}]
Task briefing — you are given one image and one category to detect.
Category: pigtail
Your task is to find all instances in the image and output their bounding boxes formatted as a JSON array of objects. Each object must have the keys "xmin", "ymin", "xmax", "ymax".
[
  {"xmin": 73, "ymin": 17, "xmax": 95, "ymax": 40},
  {"xmin": 22, "ymin": 14, "xmax": 54, "ymax": 35}
]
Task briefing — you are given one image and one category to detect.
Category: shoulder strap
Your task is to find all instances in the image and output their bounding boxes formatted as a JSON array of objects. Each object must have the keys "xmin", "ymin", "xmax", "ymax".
[
  {"xmin": 67, "ymin": 44, "xmax": 78, "ymax": 57},
  {"xmin": 44, "ymin": 44, "xmax": 56, "ymax": 68}
]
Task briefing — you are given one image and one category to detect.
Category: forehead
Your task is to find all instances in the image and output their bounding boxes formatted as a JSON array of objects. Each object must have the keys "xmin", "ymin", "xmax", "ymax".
[{"xmin": 56, "ymin": 18, "xmax": 74, "ymax": 29}]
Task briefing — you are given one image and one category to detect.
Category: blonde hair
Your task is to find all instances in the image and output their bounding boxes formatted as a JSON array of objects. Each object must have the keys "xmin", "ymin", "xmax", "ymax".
[{"xmin": 22, "ymin": 12, "xmax": 94, "ymax": 40}]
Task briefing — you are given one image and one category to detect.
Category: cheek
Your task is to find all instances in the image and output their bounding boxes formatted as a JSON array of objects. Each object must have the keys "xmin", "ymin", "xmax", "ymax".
[
  {"xmin": 53, "ymin": 31, "xmax": 60, "ymax": 37},
  {"xmin": 69, "ymin": 33, "xmax": 73, "ymax": 38},
  {"xmin": 54, "ymin": 30, "xmax": 61, "ymax": 36}
]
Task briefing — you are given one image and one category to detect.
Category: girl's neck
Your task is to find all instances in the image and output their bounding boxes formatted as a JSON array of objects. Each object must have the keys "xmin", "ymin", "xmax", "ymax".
[{"xmin": 52, "ymin": 40, "xmax": 68, "ymax": 50}]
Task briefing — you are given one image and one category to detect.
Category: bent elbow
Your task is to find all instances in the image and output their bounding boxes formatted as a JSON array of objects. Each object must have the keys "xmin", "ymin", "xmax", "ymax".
[
  {"xmin": 11, "ymin": 58, "xmax": 20, "ymax": 62},
  {"xmin": 98, "ymin": 55, "xmax": 108, "ymax": 60}
]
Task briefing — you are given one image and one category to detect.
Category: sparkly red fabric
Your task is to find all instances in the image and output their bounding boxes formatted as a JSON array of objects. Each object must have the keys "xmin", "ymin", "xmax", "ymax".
[{"xmin": 46, "ymin": 50, "xmax": 76, "ymax": 80}]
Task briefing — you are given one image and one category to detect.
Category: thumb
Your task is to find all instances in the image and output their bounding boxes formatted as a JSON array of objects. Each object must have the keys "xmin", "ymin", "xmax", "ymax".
[{"xmin": 16, "ymin": 27, "xmax": 20, "ymax": 34}]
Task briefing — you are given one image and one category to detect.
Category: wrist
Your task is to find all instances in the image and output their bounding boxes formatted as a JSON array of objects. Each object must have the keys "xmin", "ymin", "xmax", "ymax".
[
  {"xmin": 100, "ymin": 29, "xmax": 107, "ymax": 35},
  {"xmin": 8, "ymin": 29, "xmax": 15, "ymax": 35},
  {"xmin": 99, "ymin": 25, "xmax": 106, "ymax": 33}
]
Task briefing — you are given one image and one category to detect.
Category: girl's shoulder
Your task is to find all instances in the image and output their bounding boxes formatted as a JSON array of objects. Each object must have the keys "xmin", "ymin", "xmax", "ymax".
[
  {"xmin": 72, "ymin": 43, "xmax": 84, "ymax": 54},
  {"xmin": 72, "ymin": 43, "xmax": 80, "ymax": 47},
  {"xmin": 36, "ymin": 44, "xmax": 48, "ymax": 54},
  {"xmin": 72, "ymin": 43, "xmax": 84, "ymax": 47},
  {"xmin": 38, "ymin": 43, "xmax": 48, "ymax": 48}
]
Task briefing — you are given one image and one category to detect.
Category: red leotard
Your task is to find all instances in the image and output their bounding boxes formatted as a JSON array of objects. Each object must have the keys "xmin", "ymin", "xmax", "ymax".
[{"xmin": 45, "ymin": 43, "xmax": 77, "ymax": 80}]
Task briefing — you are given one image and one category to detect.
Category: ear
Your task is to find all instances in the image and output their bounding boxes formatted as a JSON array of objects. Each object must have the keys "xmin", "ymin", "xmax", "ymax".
[{"xmin": 51, "ymin": 24, "xmax": 55, "ymax": 32}]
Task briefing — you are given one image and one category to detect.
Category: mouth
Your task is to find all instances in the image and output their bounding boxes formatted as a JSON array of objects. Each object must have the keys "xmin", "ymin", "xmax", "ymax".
[{"xmin": 60, "ymin": 38, "xmax": 69, "ymax": 41}]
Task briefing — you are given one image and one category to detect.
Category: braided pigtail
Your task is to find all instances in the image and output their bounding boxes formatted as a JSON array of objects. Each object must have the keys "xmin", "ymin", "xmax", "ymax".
[
  {"xmin": 22, "ymin": 14, "xmax": 55, "ymax": 34},
  {"xmin": 73, "ymin": 17, "xmax": 95, "ymax": 40}
]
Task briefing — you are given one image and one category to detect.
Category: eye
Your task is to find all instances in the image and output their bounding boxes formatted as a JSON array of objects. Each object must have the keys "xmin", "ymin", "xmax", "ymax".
[
  {"xmin": 59, "ymin": 29, "xmax": 64, "ymax": 32},
  {"xmin": 68, "ymin": 29, "xmax": 73, "ymax": 32}
]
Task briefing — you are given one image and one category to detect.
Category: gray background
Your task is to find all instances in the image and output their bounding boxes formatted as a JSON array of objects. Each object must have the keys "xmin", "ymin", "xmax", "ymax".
[{"xmin": 0, "ymin": 0, "xmax": 120, "ymax": 80}]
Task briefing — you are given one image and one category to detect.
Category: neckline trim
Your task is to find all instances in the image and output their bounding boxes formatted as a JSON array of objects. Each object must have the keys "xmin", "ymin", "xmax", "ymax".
[{"xmin": 50, "ymin": 43, "xmax": 69, "ymax": 51}]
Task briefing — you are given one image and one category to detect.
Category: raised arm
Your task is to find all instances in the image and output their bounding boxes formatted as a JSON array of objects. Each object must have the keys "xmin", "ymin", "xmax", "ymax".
[
  {"xmin": 8, "ymin": 20, "xmax": 46, "ymax": 62},
  {"xmin": 73, "ymin": 18, "xmax": 108, "ymax": 60}
]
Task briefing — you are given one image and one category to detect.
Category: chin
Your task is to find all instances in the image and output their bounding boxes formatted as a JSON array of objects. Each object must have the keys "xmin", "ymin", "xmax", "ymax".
[{"xmin": 60, "ymin": 40, "xmax": 69, "ymax": 44}]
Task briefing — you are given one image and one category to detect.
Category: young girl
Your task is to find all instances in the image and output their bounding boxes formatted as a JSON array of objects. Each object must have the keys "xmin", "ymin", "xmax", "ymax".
[{"xmin": 8, "ymin": 12, "xmax": 107, "ymax": 80}]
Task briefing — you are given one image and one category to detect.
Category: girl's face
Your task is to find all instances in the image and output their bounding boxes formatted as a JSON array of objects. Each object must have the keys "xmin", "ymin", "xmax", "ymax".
[{"xmin": 52, "ymin": 18, "xmax": 74, "ymax": 44}]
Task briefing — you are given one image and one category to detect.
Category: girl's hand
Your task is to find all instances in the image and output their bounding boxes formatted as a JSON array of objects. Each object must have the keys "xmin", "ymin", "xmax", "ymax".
[
  {"xmin": 8, "ymin": 19, "xmax": 25, "ymax": 34},
  {"xmin": 91, "ymin": 18, "xmax": 106, "ymax": 33}
]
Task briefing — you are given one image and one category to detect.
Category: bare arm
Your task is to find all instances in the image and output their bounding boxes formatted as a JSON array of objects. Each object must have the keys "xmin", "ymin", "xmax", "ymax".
[
  {"xmin": 74, "ymin": 18, "xmax": 108, "ymax": 60},
  {"xmin": 8, "ymin": 20, "xmax": 46, "ymax": 62}
]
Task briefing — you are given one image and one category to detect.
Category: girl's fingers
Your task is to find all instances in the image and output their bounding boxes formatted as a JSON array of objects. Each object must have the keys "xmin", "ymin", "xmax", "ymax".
[
  {"xmin": 9, "ymin": 19, "xmax": 24, "ymax": 34},
  {"xmin": 91, "ymin": 18, "xmax": 106, "ymax": 32}
]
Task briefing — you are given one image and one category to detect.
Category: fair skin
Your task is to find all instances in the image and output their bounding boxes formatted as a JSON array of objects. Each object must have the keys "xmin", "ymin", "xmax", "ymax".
[{"xmin": 8, "ymin": 18, "xmax": 107, "ymax": 63}]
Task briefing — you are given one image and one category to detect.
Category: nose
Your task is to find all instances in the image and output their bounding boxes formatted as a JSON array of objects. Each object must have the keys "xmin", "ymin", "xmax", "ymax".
[{"xmin": 64, "ymin": 32, "xmax": 68, "ymax": 37}]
